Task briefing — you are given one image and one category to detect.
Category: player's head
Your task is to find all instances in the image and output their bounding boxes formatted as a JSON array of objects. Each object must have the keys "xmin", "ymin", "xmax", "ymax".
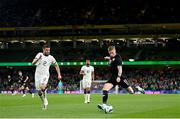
[
  {"xmin": 8, "ymin": 75, "xmax": 11, "ymax": 79},
  {"xmin": 18, "ymin": 71, "xmax": 22, "ymax": 76},
  {"xmin": 108, "ymin": 46, "xmax": 116, "ymax": 57},
  {"xmin": 42, "ymin": 44, "xmax": 50, "ymax": 56},
  {"xmin": 86, "ymin": 59, "xmax": 90, "ymax": 67}
]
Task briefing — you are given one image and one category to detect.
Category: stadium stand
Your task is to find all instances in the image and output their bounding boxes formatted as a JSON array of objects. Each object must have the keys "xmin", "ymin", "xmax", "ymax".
[{"xmin": 0, "ymin": 0, "xmax": 180, "ymax": 27}]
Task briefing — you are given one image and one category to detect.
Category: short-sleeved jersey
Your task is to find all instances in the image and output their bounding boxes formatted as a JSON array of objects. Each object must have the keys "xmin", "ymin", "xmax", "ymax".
[
  {"xmin": 80, "ymin": 65, "xmax": 94, "ymax": 80},
  {"xmin": 109, "ymin": 54, "xmax": 122, "ymax": 77},
  {"xmin": 34, "ymin": 52, "xmax": 57, "ymax": 77}
]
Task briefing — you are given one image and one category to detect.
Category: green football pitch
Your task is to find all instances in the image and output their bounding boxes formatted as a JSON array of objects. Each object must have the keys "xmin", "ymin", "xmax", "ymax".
[{"xmin": 0, "ymin": 94, "xmax": 180, "ymax": 118}]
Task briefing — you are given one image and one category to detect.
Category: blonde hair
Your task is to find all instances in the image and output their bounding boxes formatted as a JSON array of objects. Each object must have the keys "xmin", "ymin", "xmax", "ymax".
[{"xmin": 108, "ymin": 46, "xmax": 115, "ymax": 51}]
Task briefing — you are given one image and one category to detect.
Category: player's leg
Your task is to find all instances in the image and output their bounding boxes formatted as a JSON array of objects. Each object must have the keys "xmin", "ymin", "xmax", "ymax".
[
  {"xmin": 10, "ymin": 85, "xmax": 15, "ymax": 95},
  {"xmin": 27, "ymin": 86, "xmax": 34, "ymax": 98},
  {"xmin": 86, "ymin": 81, "xmax": 92, "ymax": 103},
  {"xmin": 120, "ymin": 79, "xmax": 145, "ymax": 94},
  {"xmin": 35, "ymin": 80, "xmax": 44, "ymax": 103},
  {"xmin": 39, "ymin": 78, "xmax": 49, "ymax": 110},
  {"xmin": 37, "ymin": 83, "xmax": 48, "ymax": 110},
  {"xmin": 83, "ymin": 88, "xmax": 87, "ymax": 103},
  {"xmin": 82, "ymin": 80, "xmax": 88, "ymax": 103},
  {"xmin": 119, "ymin": 79, "xmax": 135, "ymax": 94},
  {"xmin": 21, "ymin": 86, "xmax": 27, "ymax": 97},
  {"xmin": 102, "ymin": 83, "xmax": 113, "ymax": 104},
  {"xmin": 39, "ymin": 83, "xmax": 48, "ymax": 102},
  {"xmin": 86, "ymin": 88, "xmax": 91, "ymax": 103},
  {"xmin": 98, "ymin": 83, "xmax": 114, "ymax": 111},
  {"xmin": 127, "ymin": 86, "xmax": 135, "ymax": 94}
]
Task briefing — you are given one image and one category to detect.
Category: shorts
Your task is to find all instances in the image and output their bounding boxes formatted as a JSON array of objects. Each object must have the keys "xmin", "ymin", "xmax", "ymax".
[
  {"xmin": 35, "ymin": 75, "xmax": 49, "ymax": 90},
  {"xmin": 82, "ymin": 80, "xmax": 92, "ymax": 89},
  {"xmin": 106, "ymin": 76, "xmax": 130, "ymax": 89}
]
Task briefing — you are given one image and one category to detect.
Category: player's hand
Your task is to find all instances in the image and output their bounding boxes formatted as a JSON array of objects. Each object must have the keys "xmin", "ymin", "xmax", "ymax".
[
  {"xmin": 83, "ymin": 73, "xmax": 86, "ymax": 76},
  {"xmin": 116, "ymin": 77, "xmax": 121, "ymax": 82},
  {"xmin": 104, "ymin": 56, "xmax": 110, "ymax": 60},
  {"xmin": 58, "ymin": 74, "xmax": 62, "ymax": 80}
]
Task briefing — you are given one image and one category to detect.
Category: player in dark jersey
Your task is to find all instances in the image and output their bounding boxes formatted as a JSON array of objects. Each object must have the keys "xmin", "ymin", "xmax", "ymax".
[
  {"xmin": 97, "ymin": 46, "xmax": 144, "ymax": 113},
  {"xmin": 7, "ymin": 75, "xmax": 15, "ymax": 95},
  {"xmin": 18, "ymin": 71, "xmax": 34, "ymax": 98}
]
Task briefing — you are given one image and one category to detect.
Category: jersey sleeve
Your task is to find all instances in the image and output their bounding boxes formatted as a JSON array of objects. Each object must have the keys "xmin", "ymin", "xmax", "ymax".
[
  {"xmin": 116, "ymin": 55, "xmax": 122, "ymax": 66},
  {"xmin": 81, "ymin": 66, "xmax": 85, "ymax": 71},
  {"xmin": 35, "ymin": 53, "xmax": 42, "ymax": 59},
  {"xmin": 91, "ymin": 66, "xmax": 94, "ymax": 72},
  {"xmin": 51, "ymin": 56, "xmax": 58, "ymax": 65},
  {"xmin": 34, "ymin": 53, "xmax": 42, "ymax": 65}
]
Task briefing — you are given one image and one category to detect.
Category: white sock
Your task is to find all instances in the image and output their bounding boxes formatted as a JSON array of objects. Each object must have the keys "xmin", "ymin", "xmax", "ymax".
[
  {"xmin": 87, "ymin": 94, "xmax": 90, "ymax": 102},
  {"xmin": 84, "ymin": 94, "xmax": 87, "ymax": 102}
]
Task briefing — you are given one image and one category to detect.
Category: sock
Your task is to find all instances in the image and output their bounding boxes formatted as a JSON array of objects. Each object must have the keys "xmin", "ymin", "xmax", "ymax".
[
  {"xmin": 11, "ymin": 89, "xmax": 14, "ymax": 94},
  {"xmin": 38, "ymin": 90, "xmax": 44, "ymax": 102},
  {"xmin": 23, "ymin": 89, "xmax": 25, "ymax": 94},
  {"xmin": 29, "ymin": 90, "xmax": 32, "ymax": 94},
  {"xmin": 87, "ymin": 91, "xmax": 90, "ymax": 102},
  {"xmin": 102, "ymin": 90, "xmax": 108, "ymax": 104}
]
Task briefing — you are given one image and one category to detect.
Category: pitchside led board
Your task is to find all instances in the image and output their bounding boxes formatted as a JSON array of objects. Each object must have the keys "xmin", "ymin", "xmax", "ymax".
[{"xmin": 0, "ymin": 61, "xmax": 180, "ymax": 66}]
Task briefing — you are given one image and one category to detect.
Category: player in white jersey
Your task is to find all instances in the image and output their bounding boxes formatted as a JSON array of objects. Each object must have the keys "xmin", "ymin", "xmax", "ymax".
[
  {"xmin": 32, "ymin": 44, "xmax": 62, "ymax": 110},
  {"xmin": 80, "ymin": 59, "xmax": 94, "ymax": 103}
]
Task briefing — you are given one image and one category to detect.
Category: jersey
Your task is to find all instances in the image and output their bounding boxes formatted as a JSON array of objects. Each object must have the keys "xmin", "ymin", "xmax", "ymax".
[
  {"xmin": 109, "ymin": 54, "xmax": 122, "ymax": 78},
  {"xmin": 34, "ymin": 52, "xmax": 57, "ymax": 78},
  {"xmin": 34, "ymin": 52, "xmax": 57, "ymax": 90},
  {"xmin": 18, "ymin": 75, "xmax": 29, "ymax": 86},
  {"xmin": 107, "ymin": 54, "xmax": 129, "ymax": 88},
  {"xmin": 81, "ymin": 65, "xmax": 94, "ymax": 81}
]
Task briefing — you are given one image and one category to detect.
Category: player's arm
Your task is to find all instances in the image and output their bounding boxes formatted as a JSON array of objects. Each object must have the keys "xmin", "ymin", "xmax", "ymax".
[
  {"xmin": 91, "ymin": 71, "xmax": 94, "ymax": 81},
  {"xmin": 104, "ymin": 56, "xmax": 110, "ymax": 60},
  {"xmin": 54, "ymin": 63, "xmax": 62, "ymax": 80},
  {"xmin": 116, "ymin": 65, "xmax": 122, "ymax": 82},
  {"xmin": 80, "ymin": 66, "xmax": 85, "ymax": 76},
  {"xmin": 117, "ymin": 65, "xmax": 122, "ymax": 77},
  {"xmin": 32, "ymin": 54, "xmax": 42, "ymax": 65},
  {"xmin": 80, "ymin": 70, "xmax": 85, "ymax": 76},
  {"xmin": 116, "ymin": 56, "xmax": 123, "ymax": 82},
  {"xmin": 24, "ymin": 76, "xmax": 29, "ymax": 82}
]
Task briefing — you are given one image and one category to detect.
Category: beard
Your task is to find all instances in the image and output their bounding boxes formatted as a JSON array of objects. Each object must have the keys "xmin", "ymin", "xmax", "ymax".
[{"xmin": 44, "ymin": 53, "xmax": 50, "ymax": 56}]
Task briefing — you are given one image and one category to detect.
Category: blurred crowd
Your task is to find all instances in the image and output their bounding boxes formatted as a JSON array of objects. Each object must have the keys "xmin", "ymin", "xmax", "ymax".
[
  {"xmin": 0, "ymin": 0, "xmax": 180, "ymax": 27},
  {"xmin": 1, "ymin": 45, "xmax": 180, "ymax": 62},
  {"xmin": 0, "ymin": 67, "xmax": 179, "ymax": 93}
]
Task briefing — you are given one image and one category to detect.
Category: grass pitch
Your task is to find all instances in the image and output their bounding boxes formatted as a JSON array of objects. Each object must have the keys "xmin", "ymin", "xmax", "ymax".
[{"xmin": 0, "ymin": 94, "xmax": 180, "ymax": 118}]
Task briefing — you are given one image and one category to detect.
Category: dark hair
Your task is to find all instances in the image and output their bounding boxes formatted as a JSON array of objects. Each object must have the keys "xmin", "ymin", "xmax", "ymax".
[{"xmin": 42, "ymin": 44, "xmax": 50, "ymax": 49}]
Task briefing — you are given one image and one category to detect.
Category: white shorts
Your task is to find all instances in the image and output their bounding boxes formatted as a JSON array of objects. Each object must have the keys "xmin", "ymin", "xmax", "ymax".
[
  {"xmin": 82, "ymin": 80, "xmax": 92, "ymax": 89},
  {"xmin": 35, "ymin": 75, "xmax": 49, "ymax": 90}
]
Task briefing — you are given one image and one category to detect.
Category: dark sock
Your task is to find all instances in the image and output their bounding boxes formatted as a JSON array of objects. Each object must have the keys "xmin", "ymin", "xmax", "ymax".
[
  {"xmin": 87, "ymin": 90, "xmax": 90, "ymax": 94},
  {"xmin": 29, "ymin": 90, "xmax": 32, "ymax": 94},
  {"xmin": 102, "ymin": 90, "xmax": 108, "ymax": 104},
  {"xmin": 23, "ymin": 89, "xmax": 25, "ymax": 94}
]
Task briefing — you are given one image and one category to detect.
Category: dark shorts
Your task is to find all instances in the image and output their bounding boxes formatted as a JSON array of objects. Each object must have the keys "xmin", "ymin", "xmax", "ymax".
[{"xmin": 106, "ymin": 76, "xmax": 130, "ymax": 89}]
